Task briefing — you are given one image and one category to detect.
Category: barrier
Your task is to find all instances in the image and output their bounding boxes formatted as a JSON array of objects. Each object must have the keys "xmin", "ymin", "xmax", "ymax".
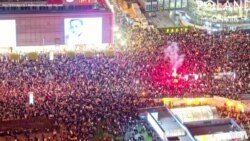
[
  {"xmin": 159, "ymin": 96, "xmax": 249, "ymax": 112},
  {"xmin": 158, "ymin": 26, "xmax": 192, "ymax": 33}
]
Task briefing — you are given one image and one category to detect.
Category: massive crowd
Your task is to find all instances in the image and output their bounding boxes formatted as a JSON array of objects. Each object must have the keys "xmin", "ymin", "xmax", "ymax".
[
  {"xmin": 124, "ymin": 27, "xmax": 249, "ymax": 98},
  {"xmin": 0, "ymin": 3, "xmax": 249, "ymax": 141},
  {"xmin": 0, "ymin": 54, "xmax": 162, "ymax": 140},
  {"xmin": 0, "ymin": 28, "xmax": 249, "ymax": 140}
]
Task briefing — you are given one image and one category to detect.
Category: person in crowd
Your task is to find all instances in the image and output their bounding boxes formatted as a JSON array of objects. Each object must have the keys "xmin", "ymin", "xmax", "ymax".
[{"xmin": 0, "ymin": 4, "xmax": 249, "ymax": 140}]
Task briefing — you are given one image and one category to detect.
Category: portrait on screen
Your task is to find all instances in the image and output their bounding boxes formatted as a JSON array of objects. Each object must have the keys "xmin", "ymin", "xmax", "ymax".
[
  {"xmin": 64, "ymin": 17, "xmax": 102, "ymax": 45},
  {"xmin": 0, "ymin": 20, "xmax": 16, "ymax": 47}
]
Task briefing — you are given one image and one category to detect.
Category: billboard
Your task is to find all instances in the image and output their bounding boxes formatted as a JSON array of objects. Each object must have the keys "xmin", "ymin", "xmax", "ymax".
[
  {"xmin": 0, "ymin": 20, "xmax": 16, "ymax": 48},
  {"xmin": 64, "ymin": 17, "xmax": 102, "ymax": 45},
  {"xmin": 63, "ymin": 0, "xmax": 97, "ymax": 5},
  {"xmin": 0, "ymin": 11, "xmax": 112, "ymax": 46}
]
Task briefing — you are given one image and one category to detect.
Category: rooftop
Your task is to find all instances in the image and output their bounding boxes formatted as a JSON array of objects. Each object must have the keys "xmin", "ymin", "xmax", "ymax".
[
  {"xmin": 185, "ymin": 118, "xmax": 241, "ymax": 136},
  {"xmin": 157, "ymin": 108, "xmax": 183, "ymax": 131},
  {"xmin": 146, "ymin": 107, "xmax": 192, "ymax": 140},
  {"xmin": 170, "ymin": 106, "xmax": 219, "ymax": 123},
  {"xmin": 146, "ymin": 106, "xmax": 248, "ymax": 141}
]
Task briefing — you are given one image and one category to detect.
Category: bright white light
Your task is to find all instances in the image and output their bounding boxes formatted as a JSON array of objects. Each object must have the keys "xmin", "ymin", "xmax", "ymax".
[
  {"xmin": 94, "ymin": 43, "xmax": 108, "ymax": 51},
  {"xmin": 49, "ymin": 52, "xmax": 54, "ymax": 61},
  {"xmin": 114, "ymin": 25, "xmax": 119, "ymax": 32},
  {"xmin": 184, "ymin": 75, "xmax": 189, "ymax": 81},
  {"xmin": 116, "ymin": 33, "xmax": 122, "ymax": 39},
  {"xmin": 121, "ymin": 40, "xmax": 126, "ymax": 46},
  {"xmin": 194, "ymin": 74, "xmax": 199, "ymax": 80},
  {"xmin": 29, "ymin": 92, "xmax": 34, "ymax": 105},
  {"xmin": 233, "ymin": 72, "xmax": 236, "ymax": 79},
  {"xmin": 0, "ymin": 20, "xmax": 16, "ymax": 47},
  {"xmin": 66, "ymin": 0, "xmax": 74, "ymax": 2},
  {"xmin": 172, "ymin": 68, "xmax": 177, "ymax": 78}
]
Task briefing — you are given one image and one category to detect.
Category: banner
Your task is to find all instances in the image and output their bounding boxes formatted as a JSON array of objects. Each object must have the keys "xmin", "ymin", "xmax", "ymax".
[
  {"xmin": 47, "ymin": 0, "xmax": 63, "ymax": 4},
  {"xmin": 63, "ymin": 0, "xmax": 97, "ymax": 5}
]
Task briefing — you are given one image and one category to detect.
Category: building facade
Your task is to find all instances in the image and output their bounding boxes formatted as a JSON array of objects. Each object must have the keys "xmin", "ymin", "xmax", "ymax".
[
  {"xmin": 0, "ymin": 10, "xmax": 113, "ymax": 47},
  {"xmin": 138, "ymin": 0, "xmax": 187, "ymax": 11}
]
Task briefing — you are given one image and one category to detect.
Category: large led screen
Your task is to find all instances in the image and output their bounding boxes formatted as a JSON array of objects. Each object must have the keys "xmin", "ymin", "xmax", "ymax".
[
  {"xmin": 0, "ymin": 20, "xmax": 16, "ymax": 47},
  {"xmin": 64, "ymin": 17, "xmax": 102, "ymax": 45}
]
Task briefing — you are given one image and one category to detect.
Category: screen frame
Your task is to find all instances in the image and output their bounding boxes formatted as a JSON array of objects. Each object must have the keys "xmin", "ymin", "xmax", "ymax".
[{"xmin": 64, "ymin": 17, "xmax": 103, "ymax": 46}]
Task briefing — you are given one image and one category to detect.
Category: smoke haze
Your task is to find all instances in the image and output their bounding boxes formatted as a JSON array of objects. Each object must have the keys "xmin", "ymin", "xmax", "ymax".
[{"xmin": 164, "ymin": 42, "xmax": 185, "ymax": 69}]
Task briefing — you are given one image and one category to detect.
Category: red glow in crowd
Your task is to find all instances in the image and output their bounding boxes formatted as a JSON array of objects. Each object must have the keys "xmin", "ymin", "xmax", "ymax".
[
  {"xmin": 172, "ymin": 68, "xmax": 180, "ymax": 83},
  {"xmin": 172, "ymin": 68, "xmax": 177, "ymax": 78}
]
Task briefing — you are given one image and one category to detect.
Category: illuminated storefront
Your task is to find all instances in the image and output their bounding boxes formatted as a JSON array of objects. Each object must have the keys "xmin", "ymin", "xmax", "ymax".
[
  {"xmin": 138, "ymin": 0, "xmax": 187, "ymax": 11},
  {"xmin": 138, "ymin": 0, "xmax": 250, "ymax": 30},
  {"xmin": 186, "ymin": 0, "xmax": 250, "ymax": 30}
]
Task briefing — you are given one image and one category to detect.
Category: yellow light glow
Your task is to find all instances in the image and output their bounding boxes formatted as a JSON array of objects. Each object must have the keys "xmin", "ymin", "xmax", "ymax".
[
  {"xmin": 226, "ymin": 100, "xmax": 234, "ymax": 107},
  {"xmin": 199, "ymin": 98, "xmax": 206, "ymax": 102},
  {"xmin": 186, "ymin": 98, "xmax": 193, "ymax": 105},
  {"xmin": 237, "ymin": 103, "xmax": 243, "ymax": 109}
]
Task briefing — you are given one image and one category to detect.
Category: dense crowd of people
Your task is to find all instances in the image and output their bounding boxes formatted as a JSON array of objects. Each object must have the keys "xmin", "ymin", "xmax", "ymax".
[
  {"xmin": 0, "ymin": 28, "xmax": 248, "ymax": 140},
  {"xmin": 0, "ymin": 54, "xmax": 163, "ymax": 140},
  {"xmin": 0, "ymin": 2, "xmax": 249, "ymax": 141},
  {"xmin": 122, "ymin": 27, "xmax": 249, "ymax": 98}
]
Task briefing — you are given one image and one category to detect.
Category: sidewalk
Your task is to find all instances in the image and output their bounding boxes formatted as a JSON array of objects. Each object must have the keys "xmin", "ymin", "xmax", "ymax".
[{"xmin": 146, "ymin": 11, "xmax": 175, "ymax": 28}]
